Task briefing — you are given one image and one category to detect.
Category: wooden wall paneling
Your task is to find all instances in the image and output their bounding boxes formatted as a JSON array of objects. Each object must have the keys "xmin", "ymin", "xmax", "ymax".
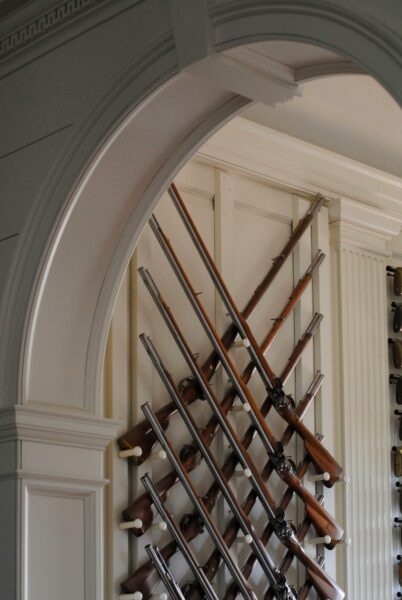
[
  {"xmin": 311, "ymin": 204, "xmax": 337, "ymax": 581},
  {"xmin": 291, "ymin": 195, "xmax": 316, "ymax": 594},
  {"xmin": 214, "ymin": 168, "xmax": 236, "ymax": 594},
  {"xmin": 330, "ymin": 214, "xmax": 394, "ymax": 598}
]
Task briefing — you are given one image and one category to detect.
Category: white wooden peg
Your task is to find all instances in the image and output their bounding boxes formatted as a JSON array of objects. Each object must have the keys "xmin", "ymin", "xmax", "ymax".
[
  {"xmin": 119, "ymin": 591, "xmax": 167, "ymax": 599},
  {"xmin": 234, "ymin": 465, "xmax": 252, "ymax": 478},
  {"xmin": 339, "ymin": 474, "xmax": 350, "ymax": 483},
  {"xmin": 232, "ymin": 401, "xmax": 251, "ymax": 413},
  {"xmin": 309, "ymin": 535, "xmax": 331, "ymax": 545},
  {"xmin": 119, "ymin": 518, "xmax": 143, "ymax": 530},
  {"xmin": 308, "ymin": 472, "xmax": 330, "ymax": 483},
  {"xmin": 339, "ymin": 536, "xmax": 352, "ymax": 545},
  {"xmin": 151, "ymin": 449, "xmax": 167, "ymax": 460},
  {"xmin": 152, "ymin": 520, "xmax": 168, "ymax": 532},
  {"xmin": 236, "ymin": 533, "xmax": 253, "ymax": 544},
  {"xmin": 119, "ymin": 446, "xmax": 143, "ymax": 459},
  {"xmin": 232, "ymin": 337, "xmax": 251, "ymax": 348}
]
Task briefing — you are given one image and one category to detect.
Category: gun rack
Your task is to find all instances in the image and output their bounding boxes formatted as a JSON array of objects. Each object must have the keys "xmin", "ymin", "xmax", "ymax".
[{"xmin": 117, "ymin": 183, "xmax": 345, "ymax": 600}]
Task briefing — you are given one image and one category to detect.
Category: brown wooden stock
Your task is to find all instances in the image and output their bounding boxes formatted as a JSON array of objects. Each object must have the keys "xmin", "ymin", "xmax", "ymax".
[
  {"xmin": 118, "ymin": 185, "xmax": 322, "ymax": 459},
  {"xmin": 264, "ymin": 517, "xmax": 318, "ymax": 600},
  {"xmin": 122, "ymin": 378, "xmax": 320, "ymax": 596},
  {"xmin": 277, "ymin": 404, "xmax": 342, "ymax": 485}
]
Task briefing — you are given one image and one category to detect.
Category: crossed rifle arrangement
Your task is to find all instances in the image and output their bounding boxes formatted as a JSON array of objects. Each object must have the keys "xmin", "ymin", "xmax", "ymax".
[{"xmin": 117, "ymin": 183, "xmax": 345, "ymax": 600}]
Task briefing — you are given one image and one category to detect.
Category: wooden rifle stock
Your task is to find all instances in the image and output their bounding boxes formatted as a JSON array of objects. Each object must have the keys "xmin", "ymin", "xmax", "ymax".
[
  {"xmin": 122, "ymin": 305, "xmax": 322, "ymax": 527},
  {"xmin": 121, "ymin": 373, "xmax": 323, "ymax": 597},
  {"xmin": 118, "ymin": 187, "xmax": 323, "ymax": 460},
  {"xmin": 264, "ymin": 515, "xmax": 323, "ymax": 600},
  {"xmin": 169, "ymin": 186, "xmax": 342, "ymax": 486}
]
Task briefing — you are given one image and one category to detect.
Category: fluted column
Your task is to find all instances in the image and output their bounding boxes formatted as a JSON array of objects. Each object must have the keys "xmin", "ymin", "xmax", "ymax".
[{"xmin": 330, "ymin": 197, "xmax": 400, "ymax": 598}]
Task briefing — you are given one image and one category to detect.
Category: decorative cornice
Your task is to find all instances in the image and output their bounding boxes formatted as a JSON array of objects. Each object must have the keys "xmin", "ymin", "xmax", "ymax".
[
  {"xmin": 0, "ymin": 0, "xmax": 102, "ymax": 61},
  {"xmin": 196, "ymin": 117, "xmax": 402, "ymax": 227},
  {"xmin": 0, "ymin": 405, "xmax": 121, "ymax": 449}
]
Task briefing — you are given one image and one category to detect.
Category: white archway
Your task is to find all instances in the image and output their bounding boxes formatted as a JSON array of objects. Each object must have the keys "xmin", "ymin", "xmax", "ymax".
[{"xmin": 20, "ymin": 5, "xmax": 402, "ymax": 417}]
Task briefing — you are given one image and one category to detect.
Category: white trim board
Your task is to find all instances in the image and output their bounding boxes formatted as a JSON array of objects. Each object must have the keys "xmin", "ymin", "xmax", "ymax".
[
  {"xmin": 196, "ymin": 116, "xmax": 402, "ymax": 228},
  {"xmin": 0, "ymin": 405, "xmax": 121, "ymax": 448}
]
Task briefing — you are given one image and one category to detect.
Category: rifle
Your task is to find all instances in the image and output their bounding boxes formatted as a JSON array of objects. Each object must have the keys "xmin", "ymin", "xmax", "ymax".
[
  {"xmin": 387, "ymin": 265, "xmax": 402, "ymax": 296},
  {"xmin": 145, "ymin": 545, "xmax": 186, "ymax": 600},
  {"xmin": 118, "ymin": 190, "xmax": 324, "ymax": 461},
  {"xmin": 140, "ymin": 476, "xmax": 218, "ymax": 600},
  {"xmin": 140, "ymin": 267, "xmax": 342, "ymax": 546},
  {"xmin": 120, "ymin": 371, "xmax": 323, "ymax": 596},
  {"xmin": 122, "ymin": 312, "xmax": 321, "ymax": 532},
  {"xmin": 392, "ymin": 302, "xmax": 402, "ymax": 332},
  {"xmin": 394, "ymin": 446, "xmax": 402, "ymax": 477},
  {"xmin": 395, "ymin": 409, "xmax": 402, "ymax": 440},
  {"xmin": 168, "ymin": 186, "xmax": 341, "ymax": 485},
  {"xmin": 141, "ymin": 404, "xmax": 258, "ymax": 600},
  {"xmin": 148, "ymin": 214, "xmax": 342, "ymax": 486},
  {"xmin": 141, "ymin": 334, "xmax": 297, "ymax": 600},
  {"xmin": 389, "ymin": 338, "xmax": 402, "ymax": 369},
  {"xmin": 390, "ymin": 374, "xmax": 402, "ymax": 405}
]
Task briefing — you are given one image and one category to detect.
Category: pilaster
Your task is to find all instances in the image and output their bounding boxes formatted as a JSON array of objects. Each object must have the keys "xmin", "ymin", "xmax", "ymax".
[
  {"xmin": 329, "ymin": 197, "xmax": 400, "ymax": 598},
  {"xmin": 0, "ymin": 406, "xmax": 120, "ymax": 600}
]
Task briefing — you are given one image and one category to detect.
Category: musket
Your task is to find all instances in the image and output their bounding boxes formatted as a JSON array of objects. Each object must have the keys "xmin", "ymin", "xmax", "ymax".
[
  {"xmin": 148, "ymin": 214, "xmax": 342, "ymax": 486},
  {"xmin": 139, "ymin": 273, "xmax": 343, "ymax": 600},
  {"xmin": 121, "ymin": 371, "xmax": 323, "ymax": 596},
  {"xmin": 140, "ymin": 267, "xmax": 342, "ymax": 546},
  {"xmin": 141, "ymin": 404, "xmax": 258, "ymax": 600},
  {"xmin": 387, "ymin": 265, "xmax": 402, "ymax": 296},
  {"xmin": 390, "ymin": 374, "xmax": 402, "ymax": 405},
  {"xmin": 140, "ymin": 476, "xmax": 219, "ymax": 600},
  {"xmin": 169, "ymin": 187, "xmax": 341, "ymax": 485},
  {"xmin": 145, "ymin": 545, "xmax": 186, "ymax": 600},
  {"xmin": 118, "ymin": 191, "xmax": 324, "ymax": 461},
  {"xmin": 263, "ymin": 505, "xmax": 326, "ymax": 600},
  {"xmin": 141, "ymin": 334, "xmax": 297, "ymax": 600},
  {"xmin": 122, "ymin": 313, "xmax": 321, "ymax": 531},
  {"xmin": 389, "ymin": 338, "xmax": 402, "ymax": 369}
]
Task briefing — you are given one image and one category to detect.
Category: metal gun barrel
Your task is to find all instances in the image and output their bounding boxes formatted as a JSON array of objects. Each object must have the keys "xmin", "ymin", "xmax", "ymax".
[{"xmin": 141, "ymin": 404, "xmax": 257, "ymax": 600}]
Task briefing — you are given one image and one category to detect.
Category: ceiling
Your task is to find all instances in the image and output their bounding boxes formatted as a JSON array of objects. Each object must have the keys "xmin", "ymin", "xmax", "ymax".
[{"xmin": 226, "ymin": 41, "xmax": 402, "ymax": 178}]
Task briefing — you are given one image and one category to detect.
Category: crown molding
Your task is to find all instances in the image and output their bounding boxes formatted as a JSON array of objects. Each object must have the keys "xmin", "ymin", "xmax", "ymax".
[
  {"xmin": 0, "ymin": 405, "xmax": 121, "ymax": 448},
  {"xmin": 196, "ymin": 116, "xmax": 402, "ymax": 238}
]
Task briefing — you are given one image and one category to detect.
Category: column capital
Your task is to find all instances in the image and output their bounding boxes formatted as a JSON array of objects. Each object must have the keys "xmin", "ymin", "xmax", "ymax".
[{"xmin": 329, "ymin": 196, "xmax": 402, "ymax": 255}]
